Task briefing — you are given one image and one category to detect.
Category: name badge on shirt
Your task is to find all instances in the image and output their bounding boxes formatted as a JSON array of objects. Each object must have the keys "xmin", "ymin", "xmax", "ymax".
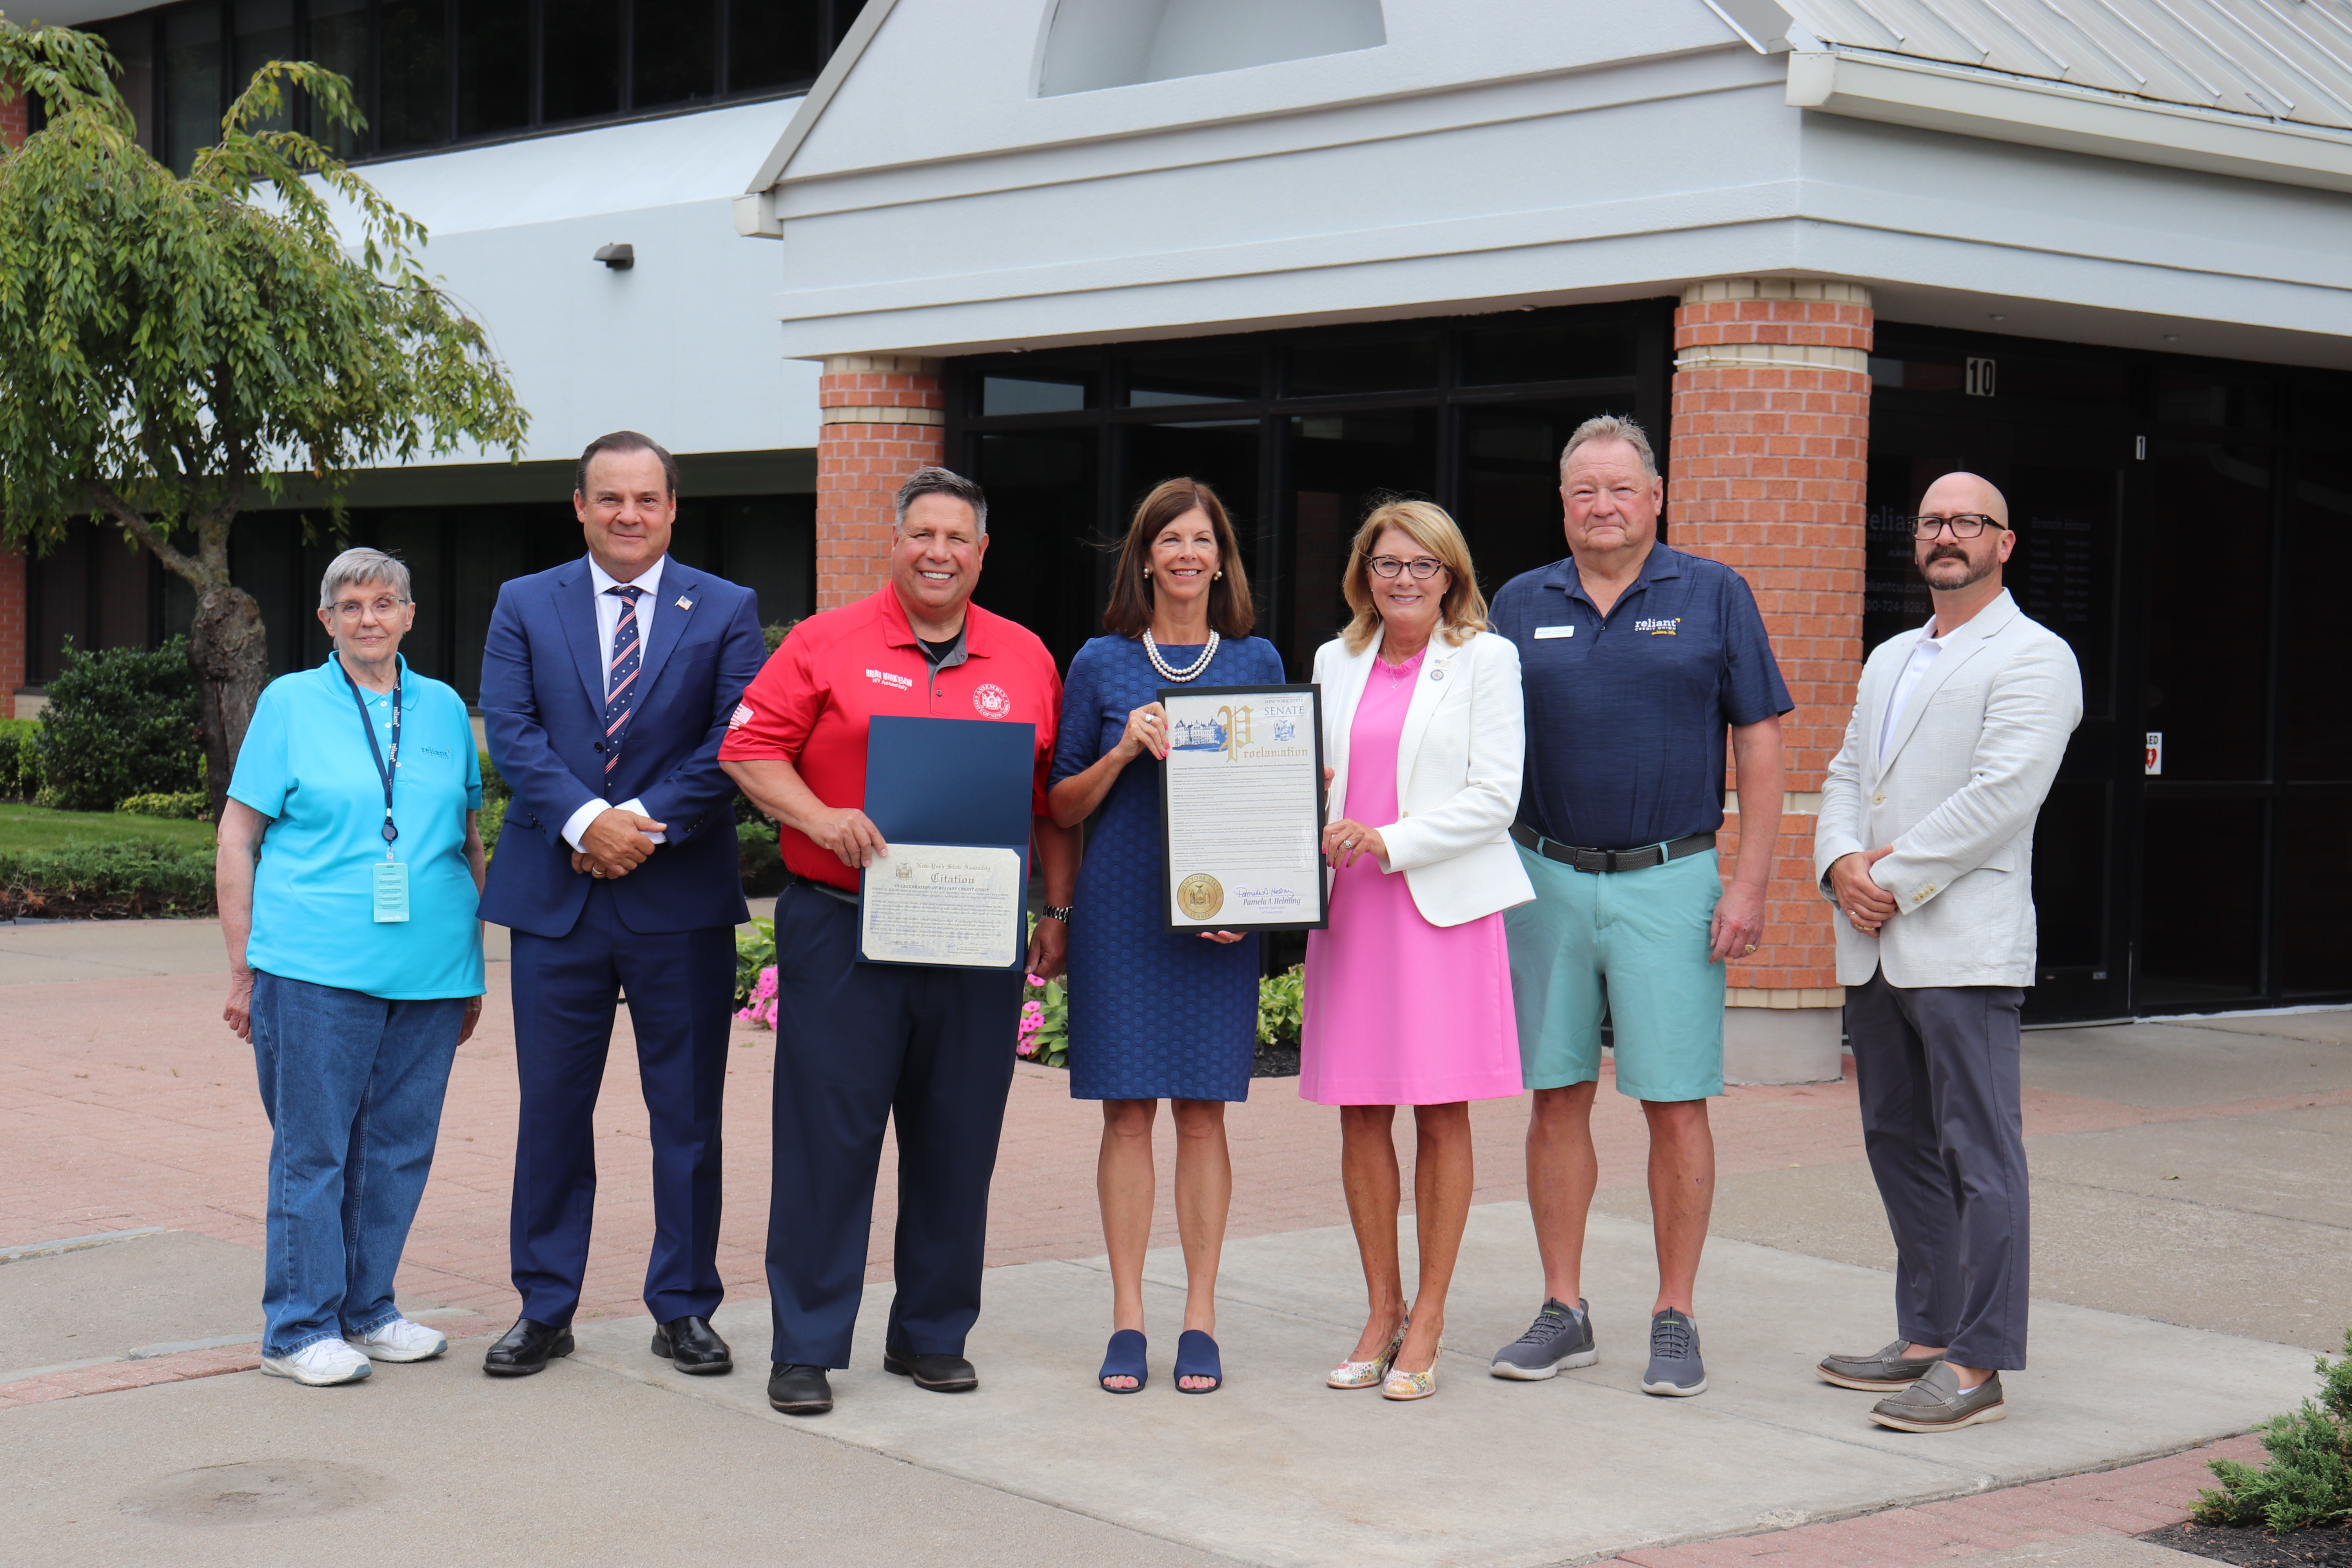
[
  {"xmin": 372, "ymin": 861, "xmax": 411, "ymax": 924},
  {"xmin": 1533, "ymin": 625, "xmax": 1575, "ymax": 640}
]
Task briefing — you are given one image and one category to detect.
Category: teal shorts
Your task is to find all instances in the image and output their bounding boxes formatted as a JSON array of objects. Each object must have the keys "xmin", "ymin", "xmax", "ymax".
[{"xmin": 1503, "ymin": 843, "xmax": 1725, "ymax": 1102}]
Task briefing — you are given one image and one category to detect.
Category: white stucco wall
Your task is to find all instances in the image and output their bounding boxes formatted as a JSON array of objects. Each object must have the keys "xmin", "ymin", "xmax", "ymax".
[
  {"xmin": 751, "ymin": 0, "xmax": 2352, "ymax": 371},
  {"xmin": 345, "ymin": 100, "xmax": 820, "ymax": 464}
]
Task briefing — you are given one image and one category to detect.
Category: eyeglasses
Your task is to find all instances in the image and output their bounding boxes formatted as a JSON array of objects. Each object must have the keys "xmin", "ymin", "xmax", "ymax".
[
  {"xmin": 1368, "ymin": 556, "xmax": 1448, "ymax": 581},
  {"xmin": 1904, "ymin": 514, "xmax": 2007, "ymax": 540},
  {"xmin": 328, "ymin": 597, "xmax": 408, "ymax": 621}
]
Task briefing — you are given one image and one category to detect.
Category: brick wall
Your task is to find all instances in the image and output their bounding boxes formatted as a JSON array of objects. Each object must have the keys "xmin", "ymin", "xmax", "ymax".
[
  {"xmin": 1, "ymin": 75, "xmax": 25, "ymax": 149},
  {"xmin": 1667, "ymin": 279, "xmax": 1873, "ymax": 998},
  {"xmin": 814, "ymin": 354, "xmax": 945, "ymax": 609}
]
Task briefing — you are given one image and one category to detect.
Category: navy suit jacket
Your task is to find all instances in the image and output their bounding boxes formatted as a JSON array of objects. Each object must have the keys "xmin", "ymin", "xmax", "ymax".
[{"xmin": 477, "ymin": 555, "xmax": 766, "ymax": 939}]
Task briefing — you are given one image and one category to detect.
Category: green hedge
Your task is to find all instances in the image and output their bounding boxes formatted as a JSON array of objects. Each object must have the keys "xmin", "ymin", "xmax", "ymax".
[
  {"xmin": 0, "ymin": 719, "xmax": 43, "ymax": 800},
  {"xmin": 37, "ymin": 640, "xmax": 204, "ymax": 811},
  {"xmin": 118, "ymin": 791, "xmax": 210, "ymax": 820},
  {"xmin": 0, "ymin": 838, "xmax": 216, "ymax": 918}
]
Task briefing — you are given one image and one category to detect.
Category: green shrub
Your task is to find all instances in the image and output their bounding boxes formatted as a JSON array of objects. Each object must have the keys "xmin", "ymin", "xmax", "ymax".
[
  {"xmin": 0, "ymin": 719, "xmax": 44, "ymax": 800},
  {"xmin": 477, "ymin": 750, "xmax": 510, "ymax": 803},
  {"xmin": 476, "ymin": 793, "xmax": 507, "ymax": 857},
  {"xmin": 1258, "ymin": 963, "xmax": 1305, "ymax": 1051},
  {"xmin": 739, "ymin": 818, "xmax": 784, "ymax": 897},
  {"xmin": 736, "ymin": 915, "xmax": 775, "ymax": 1009},
  {"xmin": 0, "ymin": 838, "xmax": 217, "ymax": 918},
  {"xmin": 762, "ymin": 621, "xmax": 800, "ymax": 655},
  {"xmin": 36, "ymin": 640, "xmax": 204, "ymax": 811},
  {"xmin": 118, "ymin": 791, "xmax": 210, "ymax": 820},
  {"xmin": 2195, "ymin": 1329, "xmax": 2352, "ymax": 1535}
]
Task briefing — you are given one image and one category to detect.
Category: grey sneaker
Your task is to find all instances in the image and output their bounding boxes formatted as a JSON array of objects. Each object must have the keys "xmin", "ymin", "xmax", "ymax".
[
  {"xmin": 1641, "ymin": 1309, "xmax": 1707, "ymax": 1396},
  {"xmin": 1818, "ymin": 1338, "xmax": 1944, "ymax": 1392},
  {"xmin": 1868, "ymin": 1362, "xmax": 2004, "ymax": 1432},
  {"xmin": 1490, "ymin": 1297, "xmax": 1597, "ymax": 1381}
]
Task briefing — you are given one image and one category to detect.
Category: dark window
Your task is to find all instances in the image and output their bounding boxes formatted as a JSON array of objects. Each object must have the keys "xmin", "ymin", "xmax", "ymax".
[
  {"xmin": 379, "ymin": 0, "xmax": 448, "ymax": 150},
  {"xmin": 307, "ymin": 0, "xmax": 370, "ymax": 157},
  {"xmin": 1126, "ymin": 350, "xmax": 1260, "ymax": 407},
  {"xmin": 2139, "ymin": 797, "xmax": 2266, "ymax": 1007},
  {"xmin": 161, "ymin": 2, "xmax": 222, "ymax": 174},
  {"xmin": 542, "ymin": 0, "xmax": 622, "ymax": 122},
  {"xmin": 1457, "ymin": 398, "xmax": 1621, "ymax": 594},
  {"xmin": 2142, "ymin": 442, "xmax": 2272, "ymax": 781},
  {"xmin": 1459, "ymin": 317, "xmax": 1636, "ymax": 386},
  {"xmin": 728, "ymin": 0, "xmax": 825, "ymax": 91},
  {"xmin": 636, "ymin": 0, "xmax": 718, "ymax": 108},
  {"xmin": 457, "ymin": 0, "xmax": 532, "ymax": 139},
  {"xmin": 232, "ymin": 0, "xmax": 295, "ymax": 131},
  {"xmin": 98, "ymin": 17, "xmax": 159, "ymax": 153},
  {"xmin": 2005, "ymin": 463, "xmax": 2116, "ymax": 717},
  {"xmin": 1285, "ymin": 408, "xmax": 1437, "ymax": 670},
  {"xmin": 980, "ymin": 367, "xmax": 1098, "ymax": 417},
  {"xmin": 971, "ymin": 432, "xmax": 1102, "ymax": 661},
  {"xmin": 2281, "ymin": 450, "xmax": 2352, "ymax": 780},
  {"xmin": 2155, "ymin": 371, "xmax": 2273, "ymax": 430},
  {"xmin": 2280, "ymin": 795, "xmax": 2352, "ymax": 995},
  {"xmin": 1285, "ymin": 334, "xmax": 1441, "ymax": 399}
]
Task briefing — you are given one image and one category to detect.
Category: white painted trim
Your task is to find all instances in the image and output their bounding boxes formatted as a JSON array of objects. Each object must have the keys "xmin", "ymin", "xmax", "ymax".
[
  {"xmin": 742, "ymin": 0, "xmax": 908, "ymax": 201},
  {"xmin": 1675, "ymin": 344, "xmax": 1868, "ymax": 373},
  {"xmin": 1786, "ymin": 48, "xmax": 2352, "ymax": 197}
]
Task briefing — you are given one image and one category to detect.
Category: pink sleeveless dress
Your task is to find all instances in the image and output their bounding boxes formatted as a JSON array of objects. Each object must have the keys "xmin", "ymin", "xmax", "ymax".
[{"xmin": 1299, "ymin": 647, "xmax": 1523, "ymax": 1107}]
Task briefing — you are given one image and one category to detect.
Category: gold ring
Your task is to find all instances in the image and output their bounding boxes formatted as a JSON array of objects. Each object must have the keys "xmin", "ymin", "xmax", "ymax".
[{"xmin": 1743, "ymin": 944, "xmax": 1757, "ymax": 955}]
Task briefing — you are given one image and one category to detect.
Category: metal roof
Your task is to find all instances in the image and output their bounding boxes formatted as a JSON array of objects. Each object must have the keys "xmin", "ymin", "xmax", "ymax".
[{"xmin": 1774, "ymin": 0, "xmax": 2352, "ymax": 132}]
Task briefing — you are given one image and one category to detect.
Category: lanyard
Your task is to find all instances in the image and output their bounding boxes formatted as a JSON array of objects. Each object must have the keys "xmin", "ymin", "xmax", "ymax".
[{"xmin": 339, "ymin": 655, "xmax": 401, "ymax": 858}]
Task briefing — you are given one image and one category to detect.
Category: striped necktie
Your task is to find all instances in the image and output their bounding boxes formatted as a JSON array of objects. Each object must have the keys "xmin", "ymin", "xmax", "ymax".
[{"xmin": 603, "ymin": 583, "xmax": 646, "ymax": 777}]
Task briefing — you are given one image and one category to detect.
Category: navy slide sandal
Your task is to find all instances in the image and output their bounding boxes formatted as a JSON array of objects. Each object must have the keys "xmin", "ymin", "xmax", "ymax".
[
  {"xmin": 1098, "ymin": 1330, "xmax": 1148, "ymax": 1393},
  {"xmin": 1174, "ymin": 1329, "xmax": 1223, "ymax": 1394}
]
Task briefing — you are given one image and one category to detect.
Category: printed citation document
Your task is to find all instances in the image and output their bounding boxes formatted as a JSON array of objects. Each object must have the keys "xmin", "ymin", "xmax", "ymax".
[
  {"xmin": 860, "ymin": 845, "xmax": 1025, "ymax": 968},
  {"xmin": 1157, "ymin": 683, "xmax": 1328, "ymax": 932}
]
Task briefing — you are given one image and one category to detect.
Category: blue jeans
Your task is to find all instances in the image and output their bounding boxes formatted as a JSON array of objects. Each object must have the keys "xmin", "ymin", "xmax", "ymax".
[{"xmin": 250, "ymin": 970, "xmax": 465, "ymax": 1357}]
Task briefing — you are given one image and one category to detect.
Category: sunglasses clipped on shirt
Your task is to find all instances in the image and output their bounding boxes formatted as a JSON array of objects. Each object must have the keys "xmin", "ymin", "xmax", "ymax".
[{"xmin": 1902, "ymin": 514, "xmax": 2009, "ymax": 540}]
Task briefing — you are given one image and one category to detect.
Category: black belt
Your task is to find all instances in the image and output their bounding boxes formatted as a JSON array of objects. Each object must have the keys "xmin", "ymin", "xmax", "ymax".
[
  {"xmin": 785, "ymin": 872, "xmax": 860, "ymax": 907},
  {"xmin": 1511, "ymin": 824, "xmax": 1715, "ymax": 874}
]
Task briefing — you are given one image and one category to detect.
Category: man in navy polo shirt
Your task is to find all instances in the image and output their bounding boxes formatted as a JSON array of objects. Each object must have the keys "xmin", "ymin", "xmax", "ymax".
[{"xmin": 1485, "ymin": 414, "xmax": 1790, "ymax": 1399}]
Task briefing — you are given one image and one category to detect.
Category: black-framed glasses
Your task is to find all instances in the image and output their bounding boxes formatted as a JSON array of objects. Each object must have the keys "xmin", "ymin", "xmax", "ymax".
[
  {"xmin": 1368, "ymin": 555, "xmax": 1448, "ymax": 581},
  {"xmin": 1904, "ymin": 514, "xmax": 2006, "ymax": 539}
]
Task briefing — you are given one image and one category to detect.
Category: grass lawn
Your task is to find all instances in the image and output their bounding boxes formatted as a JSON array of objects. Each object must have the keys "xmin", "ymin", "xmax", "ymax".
[{"xmin": 0, "ymin": 804, "xmax": 215, "ymax": 853}]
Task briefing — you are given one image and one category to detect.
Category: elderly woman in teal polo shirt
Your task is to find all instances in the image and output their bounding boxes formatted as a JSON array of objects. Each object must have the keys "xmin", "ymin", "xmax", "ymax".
[{"xmin": 216, "ymin": 547, "xmax": 488, "ymax": 1387}]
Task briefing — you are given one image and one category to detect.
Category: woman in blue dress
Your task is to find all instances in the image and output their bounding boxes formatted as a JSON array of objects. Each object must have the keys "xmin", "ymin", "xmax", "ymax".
[{"xmin": 1049, "ymin": 477, "xmax": 1283, "ymax": 1397}]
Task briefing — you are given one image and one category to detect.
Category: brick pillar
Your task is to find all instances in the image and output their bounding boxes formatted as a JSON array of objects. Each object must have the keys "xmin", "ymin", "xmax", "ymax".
[
  {"xmin": 1, "ymin": 82, "xmax": 28, "ymax": 716},
  {"xmin": 1, "ymin": 76, "xmax": 25, "ymax": 148},
  {"xmin": 1668, "ymin": 277, "xmax": 1871, "ymax": 1082},
  {"xmin": 815, "ymin": 354, "xmax": 944, "ymax": 610}
]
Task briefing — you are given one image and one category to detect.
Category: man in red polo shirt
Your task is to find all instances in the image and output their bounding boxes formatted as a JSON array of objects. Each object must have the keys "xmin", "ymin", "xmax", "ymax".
[{"xmin": 720, "ymin": 466, "xmax": 1077, "ymax": 1418}]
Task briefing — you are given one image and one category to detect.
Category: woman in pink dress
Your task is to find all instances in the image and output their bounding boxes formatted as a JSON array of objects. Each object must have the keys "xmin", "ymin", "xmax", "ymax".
[{"xmin": 1303, "ymin": 499, "xmax": 1532, "ymax": 1401}]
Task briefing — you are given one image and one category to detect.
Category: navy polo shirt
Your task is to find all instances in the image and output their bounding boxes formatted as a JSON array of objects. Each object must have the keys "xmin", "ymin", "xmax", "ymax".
[{"xmin": 1492, "ymin": 544, "xmax": 1791, "ymax": 851}]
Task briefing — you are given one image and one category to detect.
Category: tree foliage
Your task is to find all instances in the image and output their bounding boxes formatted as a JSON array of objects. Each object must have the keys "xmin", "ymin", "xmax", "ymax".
[
  {"xmin": 2195, "ymin": 1329, "xmax": 2352, "ymax": 1536},
  {"xmin": 0, "ymin": 19, "xmax": 528, "ymax": 808}
]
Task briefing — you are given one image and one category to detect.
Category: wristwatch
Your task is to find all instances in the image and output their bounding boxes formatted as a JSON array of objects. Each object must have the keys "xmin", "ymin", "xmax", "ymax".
[{"xmin": 1041, "ymin": 904, "xmax": 1074, "ymax": 924}]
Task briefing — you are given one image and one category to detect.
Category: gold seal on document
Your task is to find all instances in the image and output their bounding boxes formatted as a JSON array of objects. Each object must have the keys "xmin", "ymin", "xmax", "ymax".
[{"xmin": 1176, "ymin": 873, "xmax": 1224, "ymax": 920}]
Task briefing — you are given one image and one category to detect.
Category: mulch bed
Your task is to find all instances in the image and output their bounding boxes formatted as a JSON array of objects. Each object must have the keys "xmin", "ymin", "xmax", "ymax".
[
  {"xmin": 1252, "ymin": 1042, "xmax": 1300, "ymax": 1079},
  {"xmin": 2143, "ymin": 1523, "xmax": 2352, "ymax": 1566},
  {"xmin": 0, "ymin": 890, "xmax": 214, "ymax": 920}
]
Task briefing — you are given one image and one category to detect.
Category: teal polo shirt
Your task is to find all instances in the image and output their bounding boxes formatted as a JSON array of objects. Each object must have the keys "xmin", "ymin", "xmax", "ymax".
[{"xmin": 229, "ymin": 655, "xmax": 485, "ymax": 1000}]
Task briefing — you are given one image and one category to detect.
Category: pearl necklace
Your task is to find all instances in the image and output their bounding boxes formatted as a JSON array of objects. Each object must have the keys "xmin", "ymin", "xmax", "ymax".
[{"xmin": 1143, "ymin": 628, "xmax": 1219, "ymax": 682}]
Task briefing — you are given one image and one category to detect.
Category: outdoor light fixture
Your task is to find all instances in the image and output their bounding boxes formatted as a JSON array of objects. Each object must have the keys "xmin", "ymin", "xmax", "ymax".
[{"xmin": 594, "ymin": 243, "xmax": 635, "ymax": 270}]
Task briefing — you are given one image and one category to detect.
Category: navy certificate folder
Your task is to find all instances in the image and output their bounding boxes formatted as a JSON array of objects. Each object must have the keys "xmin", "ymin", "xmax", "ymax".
[{"xmin": 858, "ymin": 715, "xmax": 1036, "ymax": 968}]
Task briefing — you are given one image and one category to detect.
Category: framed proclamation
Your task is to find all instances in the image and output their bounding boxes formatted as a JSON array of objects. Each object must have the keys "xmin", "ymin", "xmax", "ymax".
[{"xmin": 1156, "ymin": 683, "xmax": 1328, "ymax": 933}]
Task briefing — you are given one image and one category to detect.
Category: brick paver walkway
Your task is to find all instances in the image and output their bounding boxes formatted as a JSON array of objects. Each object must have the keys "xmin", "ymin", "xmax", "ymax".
[{"xmin": 4, "ymin": 952, "xmax": 2325, "ymax": 1563}]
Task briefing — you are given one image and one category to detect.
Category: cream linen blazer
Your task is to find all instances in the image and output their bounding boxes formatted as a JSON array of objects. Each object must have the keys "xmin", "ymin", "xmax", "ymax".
[
  {"xmin": 1813, "ymin": 591, "xmax": 2083, "ymax": 989},
  {"xmin": 1314, "ymin": 626, "xmax": 1535, "ymax": 928}
]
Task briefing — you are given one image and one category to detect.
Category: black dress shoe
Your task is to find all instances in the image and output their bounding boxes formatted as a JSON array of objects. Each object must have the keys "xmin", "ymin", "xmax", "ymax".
[
  {"xmin": 768, "ymin": 1363, "xmax": 833, "ymax": 1416},
  {"xmin": 883, "ymin": 1347, "xmax": 978, "ymax": 1392},
  {"xmin": 650, "ymin": 1315, "xmax": 732, "ymax": 1375},
  {"xmin": 483, "ymin": 1316, "xmax": 573, "ymax": 1376}
]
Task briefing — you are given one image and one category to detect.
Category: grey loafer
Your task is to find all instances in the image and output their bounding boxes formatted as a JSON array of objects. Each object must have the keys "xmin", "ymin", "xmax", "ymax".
[
  {"xmin": 1867, "ymin": 1361, "xmax": 2005, "ymax": 1432},
  {"xmin": 1819, "ymin": 1338, "xmax": 1945, "ymax": 1392}
]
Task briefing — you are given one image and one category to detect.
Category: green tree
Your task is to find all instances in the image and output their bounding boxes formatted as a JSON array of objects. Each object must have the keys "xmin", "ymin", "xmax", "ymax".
[{"xmin": 0, "ymin": 21, "xmax": 527, "ymax": 814}]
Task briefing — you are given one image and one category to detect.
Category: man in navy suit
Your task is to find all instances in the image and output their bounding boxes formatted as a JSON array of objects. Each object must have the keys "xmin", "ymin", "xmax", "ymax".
[{"xmin": 476, "ymin": 430, "xmax": 767, "ymax": 1378}]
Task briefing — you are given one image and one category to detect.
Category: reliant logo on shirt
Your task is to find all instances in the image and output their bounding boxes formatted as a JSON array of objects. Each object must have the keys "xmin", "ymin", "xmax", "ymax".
[
  {"xmin": 866, "ymin": 668, "xmax": 914, "ymax": 692},
  {"xmin": 973, "ymin": 682, "xmax": 1012, "ymax": 719},
  {"xmin": 728, "ymin": 701, "xmax": 755, "ymax": 730},
  {"xmin": 1635, "ymin": 617, "xmax": 1681, "ymax": 636}
]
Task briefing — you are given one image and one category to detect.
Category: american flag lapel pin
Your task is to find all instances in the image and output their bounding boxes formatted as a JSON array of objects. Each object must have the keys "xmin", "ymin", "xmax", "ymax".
[{"xmin": 675, "ymin": 596, "xmax": 693, "ymax": 611}]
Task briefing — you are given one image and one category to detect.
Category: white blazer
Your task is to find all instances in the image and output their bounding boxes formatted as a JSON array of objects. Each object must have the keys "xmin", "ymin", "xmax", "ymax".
[
  {"xmin": 1314, "ymin": 626, "xmax": 1535, "ymax": 928},
  {"xmin": 1813, "ymin": 591, "xmax": 2083, "ymax": 989}
]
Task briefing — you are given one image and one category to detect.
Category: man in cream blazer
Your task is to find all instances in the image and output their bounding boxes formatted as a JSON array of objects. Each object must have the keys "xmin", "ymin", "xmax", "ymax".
[{"xmin": 1813, "ymin": 472, "xmax": 2081, "ymax": 1435}]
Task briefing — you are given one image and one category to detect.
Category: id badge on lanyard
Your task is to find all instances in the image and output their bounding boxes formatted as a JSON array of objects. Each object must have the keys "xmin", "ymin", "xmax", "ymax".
[{"xmin": 343, "ymin": 657, "xmax": 410, "ymax": 923}]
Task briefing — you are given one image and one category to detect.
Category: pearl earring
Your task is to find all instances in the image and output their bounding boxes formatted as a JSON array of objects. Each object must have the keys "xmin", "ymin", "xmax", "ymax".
[{"xmin": 1214, "ymin": 570, "xmax": 1223, "ymax": 579}]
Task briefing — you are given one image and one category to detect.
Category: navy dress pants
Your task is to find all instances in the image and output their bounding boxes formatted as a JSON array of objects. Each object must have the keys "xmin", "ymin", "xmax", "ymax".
[
  {"xmin": 508, "ymin": 880, "xmax": 735, "ymax": 1325},
  {"xmin": 767, "ymin": 882, "xmax": 1022, "ymax": 1368},
  {"xmin": 1846, "ymin": 973, "xmax": 2031, "ymax": 1371}
]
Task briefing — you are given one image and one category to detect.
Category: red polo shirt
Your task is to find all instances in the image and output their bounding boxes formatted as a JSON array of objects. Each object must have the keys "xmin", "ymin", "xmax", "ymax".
[{"xmin": 719, "ymin": 587, "xmax": 1062, "ymax": 891}]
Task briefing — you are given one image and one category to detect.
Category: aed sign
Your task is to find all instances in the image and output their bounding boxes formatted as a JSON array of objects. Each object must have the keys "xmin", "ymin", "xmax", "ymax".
[{"xmin": 2145, "ymin": 732, "xmax": 2163, "ymax": 776}]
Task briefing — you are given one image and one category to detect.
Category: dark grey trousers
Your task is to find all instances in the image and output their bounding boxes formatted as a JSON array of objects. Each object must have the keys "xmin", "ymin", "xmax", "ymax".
[{"xmin": 1846, "ymin": 974, "xmax": 2031, "ymax": 1370}]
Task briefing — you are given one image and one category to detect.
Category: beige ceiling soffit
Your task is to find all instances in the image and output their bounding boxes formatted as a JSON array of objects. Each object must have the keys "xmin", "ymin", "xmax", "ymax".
[
  {"xmin": 734, "ymin": 0, "xmax": 905, "ymax": 239},
  {"xmin": 1787, "ymin": 49, "xmax": 2352, "ymax": 196}
]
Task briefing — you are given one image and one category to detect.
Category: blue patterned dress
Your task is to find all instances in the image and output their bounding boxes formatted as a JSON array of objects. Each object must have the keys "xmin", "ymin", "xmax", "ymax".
[{"xmin": 1052, "ymin": 633, "xmax": 1287, "ymax": 1102}]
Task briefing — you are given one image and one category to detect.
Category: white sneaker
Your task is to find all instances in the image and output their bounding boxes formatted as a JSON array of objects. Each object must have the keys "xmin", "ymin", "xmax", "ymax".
[
  {"xmin": 352, "ymin": 1317, "xmax": 448, "ymax": 1363},
  {"xmin": 260, "ymin": 1337, "xmax": 374, "ymax": 1386}
]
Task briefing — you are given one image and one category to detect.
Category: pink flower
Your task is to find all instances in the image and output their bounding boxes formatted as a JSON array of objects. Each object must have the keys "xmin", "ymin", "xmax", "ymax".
[{"xmin": 1025, "ymin": 974, "xmax": 1045, "ymax": 987}]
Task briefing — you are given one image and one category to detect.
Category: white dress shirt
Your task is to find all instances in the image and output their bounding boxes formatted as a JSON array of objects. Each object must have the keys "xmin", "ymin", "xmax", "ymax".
[
  {"xmin": 561, "ymin": 554, "xmax": 670, "ymax": 851},
  {"xmin": 1878, "ymin": 620, "xmax": 1947, "ymax": 761}
]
